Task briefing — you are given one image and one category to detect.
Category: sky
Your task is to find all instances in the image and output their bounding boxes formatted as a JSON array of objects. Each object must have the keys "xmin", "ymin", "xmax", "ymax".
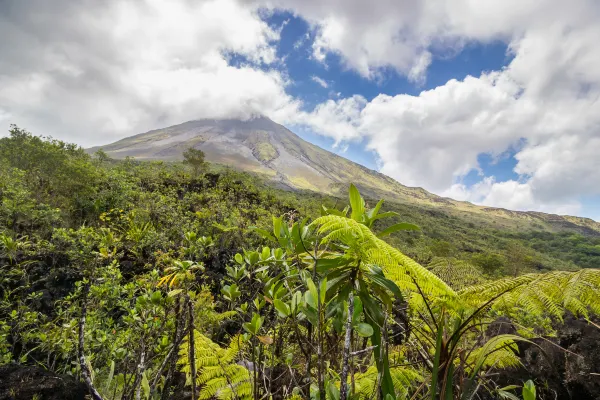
[{"xmin": 1, "ymin": 1, "xmax": 600, "ymax": 220}]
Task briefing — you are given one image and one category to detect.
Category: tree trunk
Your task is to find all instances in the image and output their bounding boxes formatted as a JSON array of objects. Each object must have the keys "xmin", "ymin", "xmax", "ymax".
[
  {"xmin": 133, "ymin": 338, "xmax": 146, "ymax": 400},
  {"xmin": 78, "ymin": 284, "xmax": 105, "ymax": 400},
  {"xmin": 188, "ymin": 299, "xmax": 197, "ymax": 400},
  {"xmin": 159, "ymin": 296, "xmax": 184, "ymax": 400},
  {"xmin": 340, "ymin": 291, "xmax": 355, "ymax": 400},
  {"xmin": 317, "ymin": 284, "xmax": 325, "ymax": 398}
]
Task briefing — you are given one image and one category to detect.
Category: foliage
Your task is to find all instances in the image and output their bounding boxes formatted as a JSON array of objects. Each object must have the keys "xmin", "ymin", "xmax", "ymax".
[
  {"xmin": 1, "ymin": 129, "xmax": 600, "ymax": 400},
  {"xmin": 183, "ymin": 147, "xmax": 207, "ymax": 177}
]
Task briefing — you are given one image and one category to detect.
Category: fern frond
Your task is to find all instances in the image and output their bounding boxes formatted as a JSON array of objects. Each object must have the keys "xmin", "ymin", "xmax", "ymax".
[
  {"xmin": 178, "ymin": 332, "xmax": 252, "ymax": 399},
  {"xmin": 459, "ymin": 269, "xmax": 600, "ymax": 320},
  {"xmin": 465, "ymin": 334, "xmax": 523, "ymax": 374},
  {"xmin": 310, "ymin": 215, "xmax": 456, "ymax": 302},
  {"xmin": 429, "ymin": 257, "xmax": 487, "ymax": 290},
  {"xmin": 353, "ymin": 365, "xmax": 423, "ymax": 399}
]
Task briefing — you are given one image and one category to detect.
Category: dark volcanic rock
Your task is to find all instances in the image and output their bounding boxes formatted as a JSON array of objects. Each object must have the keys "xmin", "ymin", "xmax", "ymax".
[
  {"xmin": 489, "ymin": 315, "xmax": 600, "ymax": 400},
  {"xmin": 0, "ymin": 364, "xmax": 87, "ymax": 400}
]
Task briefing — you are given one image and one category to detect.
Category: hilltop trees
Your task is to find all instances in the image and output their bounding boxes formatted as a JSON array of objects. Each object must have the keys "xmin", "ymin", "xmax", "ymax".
[{"xmin": 183, "ymin": 147, "xmax": 207, "ymax": 177}]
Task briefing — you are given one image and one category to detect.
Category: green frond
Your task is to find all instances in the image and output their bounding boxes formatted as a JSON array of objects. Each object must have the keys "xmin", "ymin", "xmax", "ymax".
[
  {"xmin": 466, "ymin": 334, "xmax": 522, "ymax": 375},
  {"xmin": 310, "ymin": 215, "xmax": 456, "ymax": 302},
  {"xmin": 429, "ymin": 257, "xmax": 487, "ymax": 290},
  {"xmin": 353, "ymin": 365, "xmax": 423, "ymax": 399},
  {"xmin": 459, "ymin": 269, "xmax": 600, "ymax": 320},
  {"xmin": 178, "ymin": 332, "xmax": 252, "ymax": 399}
]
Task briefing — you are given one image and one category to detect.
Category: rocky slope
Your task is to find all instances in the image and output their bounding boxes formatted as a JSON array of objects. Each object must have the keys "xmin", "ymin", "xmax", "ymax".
[{"xmin": 89, "ymin": 116, "xmax": 600, "ymax": 235}]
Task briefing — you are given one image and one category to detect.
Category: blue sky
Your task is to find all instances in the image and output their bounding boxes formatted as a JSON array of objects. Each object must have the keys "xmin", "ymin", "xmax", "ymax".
[
  {"xmin": 262, "ymin": 11, "xmax": 600, "ymax": 217},
  {"xmin": 1, "ymin": 0, "xmax": 599, "ymax": 219},
  {"xmin": 264, "ymin": 10, "xmax": 599, "ymax": 219},
  {"xmin": 263, "ymin": 11, "xmax": 515, "ymax": 170}
]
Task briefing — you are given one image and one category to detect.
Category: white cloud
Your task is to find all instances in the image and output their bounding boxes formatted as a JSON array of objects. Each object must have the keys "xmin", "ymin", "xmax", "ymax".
[
  {"xmin": 0, "ymin": 0, "xmax": 300, "ymax": 146},
  {"xmin": 2, "ymin": 0, "xmax": 600, "ymax": 217},
  {"xmin": 311, "ymin": 76, "xmax": 329, "ymax": 88},
  {"xmin": 294, "ymin": 95, "xmax": 365, "ymax": 146},
  {"xmin": 444, "ymin": 178, "xmax": 582, "ymax": 216},
  {"xmin": 287, "ymin": 0, "xmax": 600, "ymax": 216}
]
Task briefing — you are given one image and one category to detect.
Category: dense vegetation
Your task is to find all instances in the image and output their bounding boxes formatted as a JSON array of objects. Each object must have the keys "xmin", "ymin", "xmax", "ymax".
[{"xmin": 1, "ymin": 126, "xmax": 600, "ymax": 400}]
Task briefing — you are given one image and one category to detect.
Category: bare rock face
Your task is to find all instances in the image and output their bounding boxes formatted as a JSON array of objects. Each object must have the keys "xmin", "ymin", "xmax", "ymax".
[
  {"xmin": 489, "ymin": 315, "xmax": 600, "ymax": 400},
  {"xmin": 0, "ymin": 364, "xmax": 88, "ymax": 400}
]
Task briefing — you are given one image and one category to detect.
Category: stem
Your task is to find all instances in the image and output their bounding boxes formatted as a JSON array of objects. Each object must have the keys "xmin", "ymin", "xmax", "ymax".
[
  {"xmin": 78, "ymin": 283, "xmax": 105, "ymax": 400},
  {"xmin": 133, "ymin": 336, "xmax": 146, "ymax": 400},
  {"xmin": 188, "ymin": 298, "xmax": 197, "ymax": 400},
  {"xmin": 252, "ymin": 338, "xmax": 258, "ymax": 400},
  {"xmin": 317, "ymin": 282, "xmax": 325, "ymax": 398},
  {"xmin": 340, "ymin": 290, "xmax": 355, "ymax": 400},
  {"xmin": 158, "ymin": 296, "xmax": 184, "ymax": 399},
  {"xmin": 350, "ymin": 329, "xmax": 356, "ymax": 396}
]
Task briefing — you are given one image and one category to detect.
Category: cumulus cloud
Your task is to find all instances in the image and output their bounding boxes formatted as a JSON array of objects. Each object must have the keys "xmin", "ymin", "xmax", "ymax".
[
  {"xmin": 0, "ymin": 0, "xmax": 300, "ymax": 146},
  {"xmin": 287, "ymin": 0, "xmax": 600, "ymax": 216},
  {"xmin": 311, "ymin": 76, "xmax": 329, "ymax": 88},
  {"xmin": 2, "ymin": 0, "xmax": 600, "ymax": 217},
  {"xmin": 443, "ymin": 178, "xmax": 582, "ymax": 216}
]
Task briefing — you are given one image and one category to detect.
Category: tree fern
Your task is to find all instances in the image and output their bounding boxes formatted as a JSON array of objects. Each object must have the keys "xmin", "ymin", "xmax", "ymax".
[
  {"xmin": 178, "ymin": 332, "xmax": 252, "ymax": 399},
  {"xmin": 428, "ymin": 257, "xmax": 487, "ymax": 290},
  {"xmin": 459, "ymin": 269, "xmax": 600, "ymax": 320},
  {"xmin": 353, "ymin": 365, "xmax": 423, "ymax": 399},
  {"xmin": 310, "ymin": 215, "xmax": 456, "ymax": 301},
  {"xmin": 465, "ymin": 334, "xmax": 522, "ymax": 374}
]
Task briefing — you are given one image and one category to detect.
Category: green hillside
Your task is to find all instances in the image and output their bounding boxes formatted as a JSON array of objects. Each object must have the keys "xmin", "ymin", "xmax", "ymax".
[
  {"xmin": 2, "ymin": 127, "xmax": 600, "ymax": 400},
  {"xmin": 89, "ymin": 116, "xmax": 600, "ymax": 237}
]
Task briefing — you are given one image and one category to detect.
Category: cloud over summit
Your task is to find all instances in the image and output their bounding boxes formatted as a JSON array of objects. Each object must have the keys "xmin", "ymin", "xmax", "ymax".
[{"xmin": 1, "ymin": 0, "xmax": 600, "ymax": 218}]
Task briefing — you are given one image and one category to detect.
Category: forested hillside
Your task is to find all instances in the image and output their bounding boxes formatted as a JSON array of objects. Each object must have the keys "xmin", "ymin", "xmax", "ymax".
[
  {"xmin": 90, "ymin": 116, "xmax": 600, "ymax": 241},
  {"xmin": 1, "ymin": 126, "xmax": 600, "ymax": 400}
]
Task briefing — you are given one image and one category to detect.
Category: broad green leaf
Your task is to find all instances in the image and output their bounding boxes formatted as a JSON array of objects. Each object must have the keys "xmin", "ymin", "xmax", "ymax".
[
  {"xmin": 522, "ymin": 380, "xmax": 536, "ymax": 400},
  {"xmin": 150, "ymin": 291, "xmax": 162, "ymax": 305},
  {"xmin": 319, "ymin": 277, "xmax": 327, "ymax": 305},
  {"xmin": 327, "ymin": 380, "xmax": 340, "ymax": 400},
  {"xmin": 316, "ymin": 257, "xmax": 350, "ymax": 274},
  {"xmin": 273, "ymin": 216, "xmax": 283, "ymax": 238},
  {"xmin": 300, "ymin": 304, "xmax": 319, "ymax": 325},
  {"xmin": 349, "ymin": 184, "xmax": 365, "ymax": 221},
  {"xmin": 366, "ymin": 199, "xmax": 385, "ymax": 223},
  {"xmin": 261, "ymin": 247, "xmax": 271, "ymax": 259},
  {"xmin": 377, "ymin": 222, "xmax": 420, "ymax": 238},
  {"xmin": 367, "ymin": 272, "xmax": 402, "ymax": 299},
  {"xmin": 250, "ymin": 227, "xmax": 276, "ymax": 241},
  {"xmin": 372, "ymin": 211, "xmax": 399, "ymax": 222},
  {"xmin": 274, "ymin": 299, "xmax": 291, "ymax": 317},
  {"xmin": 355, "ymin": 322, "xmax": 374, "ymax": 337},
  {"xmin": 291, "ymin": 291, "xmax": 302, "ymax": 313},
  {"xmin": 248, "ymin": 251, "xmax": 259, "ymax": 266},
  {"xmin": 307, "ymin": 278, "xmax": 319, "ymax": 306},
  {"xmin": 104, "ymin": 360, "xmax": 115, "ymax": 393},
  {"xmin": 497, "ymin": 390, "xmax": 520, "ymax": 400},
  {"xmin": 141, "ymin": 371, "xmax": 150, "ymax": 400},
  {"xmin": 305, "ymin": 290, "xmax": 317, "ymax": 309},
  {"xmin": 322, "ymin": 204, "xmax": 346, "ymax": 217},
  {"xmin": 234, "ymin": 253, "xmax": 243, "ymax": 264}
]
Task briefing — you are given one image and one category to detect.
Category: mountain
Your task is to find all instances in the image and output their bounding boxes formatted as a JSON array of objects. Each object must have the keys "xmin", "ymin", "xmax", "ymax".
[{"xmin": 89, "ymin": 116, "xmax": 600, "ymax": 235}]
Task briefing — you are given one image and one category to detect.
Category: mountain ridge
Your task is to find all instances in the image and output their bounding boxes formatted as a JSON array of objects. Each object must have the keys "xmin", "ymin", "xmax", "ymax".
[{"xmin": 89, "ymin": 116, "xmax": 600, "ymax": 235}]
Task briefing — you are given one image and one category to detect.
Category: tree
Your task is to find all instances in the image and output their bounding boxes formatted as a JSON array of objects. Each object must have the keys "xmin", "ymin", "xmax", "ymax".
[
  {"xmin": 471, "ymin": 252, "xmax": 506, "ymax": 276},
  {"xmin": 183, "ymin": 147, "xmax": 207, "ymax": 177}
]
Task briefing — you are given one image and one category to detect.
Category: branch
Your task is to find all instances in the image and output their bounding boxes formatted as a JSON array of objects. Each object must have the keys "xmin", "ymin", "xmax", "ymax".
[
  {"xmin": 350, "ymin": 345, "xmax": 378, "ymax": 357},
  {"xmin": 78, "ymin": 283, "xmax": 105, "ymax": 400}
]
